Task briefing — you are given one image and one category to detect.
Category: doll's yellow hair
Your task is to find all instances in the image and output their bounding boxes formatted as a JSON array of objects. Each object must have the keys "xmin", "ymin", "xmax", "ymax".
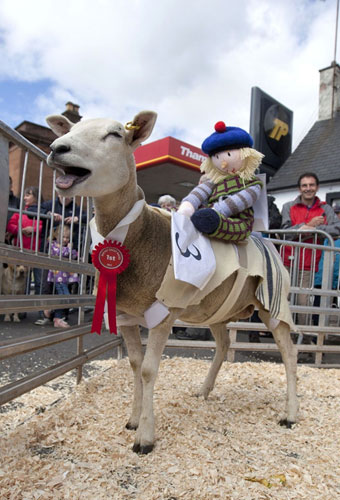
[{"xmin": 201, "ymin": 148, "xmax": 264, "ymax": 184}]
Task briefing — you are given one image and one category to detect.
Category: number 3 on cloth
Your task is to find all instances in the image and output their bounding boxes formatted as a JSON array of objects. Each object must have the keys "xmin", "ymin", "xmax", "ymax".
[{"xmin": 171, "ymin": 212, "xmax": 216, "ymax": 291}]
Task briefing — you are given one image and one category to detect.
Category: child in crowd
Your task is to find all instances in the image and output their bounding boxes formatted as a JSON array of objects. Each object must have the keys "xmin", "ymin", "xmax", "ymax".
[
  {"xmin": 7, "ymin": 186, "xmax": 44, "ymax": 294},
  {"xmin": 47, "ymin": 225, "xmax": 79, "ymax": 328}
]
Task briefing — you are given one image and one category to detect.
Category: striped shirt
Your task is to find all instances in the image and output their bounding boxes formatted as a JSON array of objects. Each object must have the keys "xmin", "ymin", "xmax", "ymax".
[{"xmin": 183, "ymin": 176, "xmax": 262, "ymax": 216}]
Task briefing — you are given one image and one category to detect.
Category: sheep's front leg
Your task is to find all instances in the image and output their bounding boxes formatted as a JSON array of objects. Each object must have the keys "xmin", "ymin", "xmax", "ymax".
[
  {"xmin": 119, "ymin": 325, "xmax": 144, "ymax": 430},
  {"xmin": 133, "ymin": 312, "xmax": 179, "ymax": 454}
]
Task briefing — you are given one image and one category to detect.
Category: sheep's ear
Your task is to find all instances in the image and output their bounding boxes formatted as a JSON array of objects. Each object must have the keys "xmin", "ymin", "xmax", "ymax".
[
  {"xmin": 125, "ymin": 111, "xmax": 157, "ymax": 151},
  {"xmin": 46, "ymin": 115, "xmax": 74, "ymax": 137}
]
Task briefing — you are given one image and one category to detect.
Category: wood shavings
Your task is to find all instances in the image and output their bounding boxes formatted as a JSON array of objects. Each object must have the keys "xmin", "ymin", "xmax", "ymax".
[
  {"xmin": 0, "ymin": 359, "xmax": 112, "ymax": 433},
  {"xmin": 1, "ymin": 358, "xmax": 340, "ymax": 499}
]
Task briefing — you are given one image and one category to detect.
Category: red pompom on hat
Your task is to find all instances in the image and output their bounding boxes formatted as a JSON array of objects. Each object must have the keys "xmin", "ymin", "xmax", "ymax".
[{"xmin": 214, "ymin": 121, "xmax": 227, "ymax": 133}]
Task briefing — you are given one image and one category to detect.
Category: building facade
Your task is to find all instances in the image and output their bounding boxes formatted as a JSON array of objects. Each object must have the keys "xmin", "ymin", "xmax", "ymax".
[{"xmin": 268, "ymin": 62, "xmax": 340, "ymax": 211}]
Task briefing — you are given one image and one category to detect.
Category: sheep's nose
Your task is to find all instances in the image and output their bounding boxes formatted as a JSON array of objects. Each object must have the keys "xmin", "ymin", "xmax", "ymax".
[{"xmin": 53, "ymin": 144, "xmax": 71, "ymax": 155}]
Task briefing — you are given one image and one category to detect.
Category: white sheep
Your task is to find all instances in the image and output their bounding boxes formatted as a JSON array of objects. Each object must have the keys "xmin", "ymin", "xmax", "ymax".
[{"xmin": 46, "ymin": 111, "xmax": 298, "ymax": 455}]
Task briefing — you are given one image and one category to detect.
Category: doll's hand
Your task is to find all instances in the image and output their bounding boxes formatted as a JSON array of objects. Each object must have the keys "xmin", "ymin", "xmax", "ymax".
[{"xmin": 178, "ymin": 201, "xmax": 195, "ymax": 217}]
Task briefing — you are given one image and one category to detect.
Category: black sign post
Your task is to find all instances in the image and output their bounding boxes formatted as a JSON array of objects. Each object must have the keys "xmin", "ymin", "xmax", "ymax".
[{"xmin": 250, "ymin": 87, "xmax": 293, "ymax": 179}]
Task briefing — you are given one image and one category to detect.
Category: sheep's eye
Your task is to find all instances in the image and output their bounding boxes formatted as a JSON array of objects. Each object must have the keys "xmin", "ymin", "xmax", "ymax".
[{"xmin": 104, "ymin": 131, "xmax": 122, "ymax": 140}]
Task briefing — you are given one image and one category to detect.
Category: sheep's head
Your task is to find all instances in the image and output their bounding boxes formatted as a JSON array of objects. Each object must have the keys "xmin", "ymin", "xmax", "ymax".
[{"xmin": 46, "ymin": 111, "xmax": 157, "ymax": 198}]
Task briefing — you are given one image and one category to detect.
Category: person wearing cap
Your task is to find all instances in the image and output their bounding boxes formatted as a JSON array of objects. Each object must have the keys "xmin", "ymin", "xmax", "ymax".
[{"xmin": 178, "ymin": 121, "xmax": 264, "ymax": 242}]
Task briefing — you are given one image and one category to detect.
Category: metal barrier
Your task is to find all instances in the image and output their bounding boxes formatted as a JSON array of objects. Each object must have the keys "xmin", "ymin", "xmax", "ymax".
[
  {"xmin": 1, "ymin": 119, "xmax": 340, "ymax": 411},
  {"xmin": 167, "ymin": 229, "xmax": 340, "ymax": 367},
  {"xmin": 271, "ymin": 228, "xmax": 340, "ymax": 366},
  {"xmin": 0, "ymin": 119, "xmax": 123, "ymax": 406}
]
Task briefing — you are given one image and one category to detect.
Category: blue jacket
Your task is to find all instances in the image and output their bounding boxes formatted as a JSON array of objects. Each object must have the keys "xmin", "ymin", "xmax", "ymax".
[{"xmin": 314, "ymin": 238, "xmax": 340, "ymax": 289}]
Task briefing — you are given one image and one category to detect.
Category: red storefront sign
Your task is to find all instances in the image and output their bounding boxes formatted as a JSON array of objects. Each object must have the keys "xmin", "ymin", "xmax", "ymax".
[{"xmin": 134, "ymin": 137, "xmax": 206, "ymax": 171}]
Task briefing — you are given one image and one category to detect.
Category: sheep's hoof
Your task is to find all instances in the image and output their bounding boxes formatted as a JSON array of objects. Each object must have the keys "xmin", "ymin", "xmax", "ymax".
[
  {"xmin": 125, "ymin": 422, "xmax": 138, "ymax": 430},
  {"xmin": 132, "ymin": 443, "xmax": 154, "ymax": 455},
  {"xmin": 195, "ymin": 391, "xmax": 209, "ymax": 400},
  {"xmin": 279, "ymin": 418, "xmax": 295, "ymax": 429}
]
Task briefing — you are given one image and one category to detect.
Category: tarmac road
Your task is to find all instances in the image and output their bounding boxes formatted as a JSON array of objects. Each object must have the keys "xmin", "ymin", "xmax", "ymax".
[{"xmin": 0, "ymin": 310, "xmax": 117, "ymax": 385}]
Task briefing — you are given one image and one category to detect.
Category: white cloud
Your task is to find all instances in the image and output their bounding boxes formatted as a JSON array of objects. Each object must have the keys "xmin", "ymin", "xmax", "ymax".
[{"xmin": 0, "ymin": 0, "xmax": 338, "ymax": 149}]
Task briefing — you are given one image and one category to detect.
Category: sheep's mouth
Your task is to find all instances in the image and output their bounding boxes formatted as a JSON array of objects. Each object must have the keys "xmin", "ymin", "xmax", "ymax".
[{"xmin": 55, "ymin": 166, "xmax": 91, "ymax": 190}]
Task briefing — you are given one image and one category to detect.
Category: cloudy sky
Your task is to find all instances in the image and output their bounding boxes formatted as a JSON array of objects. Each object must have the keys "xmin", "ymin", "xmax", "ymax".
[{"xmin": 0, "ymin": 0, "xmax": 338, "ymax": 150}]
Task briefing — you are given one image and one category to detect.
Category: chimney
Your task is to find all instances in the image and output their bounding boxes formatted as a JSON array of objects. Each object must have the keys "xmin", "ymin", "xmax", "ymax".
[
  {"xmin": 318, "ymin": 61, "xmax": 340, "ymax": 120},
  {"xmin": 62, "ymin": 102, "xmax": 82, "ymax": 123}
]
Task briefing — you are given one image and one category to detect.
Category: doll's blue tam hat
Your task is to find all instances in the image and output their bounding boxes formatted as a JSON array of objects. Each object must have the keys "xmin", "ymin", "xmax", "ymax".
[{"xmin": 201, "ymin": 121, "xmax": 253, "ymax": 156}]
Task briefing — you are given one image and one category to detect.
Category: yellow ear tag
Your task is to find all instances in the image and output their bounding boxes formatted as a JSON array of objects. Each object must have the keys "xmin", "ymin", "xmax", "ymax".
[{"xmin": 125, "ymin": 121, "xmax": 141, "ymax": 131}]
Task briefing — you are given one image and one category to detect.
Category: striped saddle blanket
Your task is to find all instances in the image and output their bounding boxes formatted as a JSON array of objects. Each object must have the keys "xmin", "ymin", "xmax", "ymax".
[{"xmin": 156, "ymin": 234, "xmax": 295, "ymax": 329}]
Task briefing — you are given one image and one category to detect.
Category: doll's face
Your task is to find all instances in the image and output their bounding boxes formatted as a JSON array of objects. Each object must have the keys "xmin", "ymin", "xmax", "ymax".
[{"xmin": 211, "ymin": 149, "xmax": 242, "ymax": 174}]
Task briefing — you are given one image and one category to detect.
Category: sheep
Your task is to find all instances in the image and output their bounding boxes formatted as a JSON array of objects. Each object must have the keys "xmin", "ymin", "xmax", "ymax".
[{"xmin": 46, "ymin": 111, "xmax": 298, "ymax": 455}]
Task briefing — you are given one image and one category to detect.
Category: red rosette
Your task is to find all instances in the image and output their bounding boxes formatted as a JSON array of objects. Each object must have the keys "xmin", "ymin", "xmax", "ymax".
[
  {"xmin": 92, "ymin": 240, "xmax": 130, "ymax": 276},
  {"xmin": 91, "ymin": 240, "xmax": 130, "ymax": 335}
]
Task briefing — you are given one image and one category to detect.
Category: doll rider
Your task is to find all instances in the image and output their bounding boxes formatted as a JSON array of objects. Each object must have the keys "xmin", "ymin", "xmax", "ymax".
[{"xmin": 178, "ymin": 121, "xmax": 264, "ymax": 243}]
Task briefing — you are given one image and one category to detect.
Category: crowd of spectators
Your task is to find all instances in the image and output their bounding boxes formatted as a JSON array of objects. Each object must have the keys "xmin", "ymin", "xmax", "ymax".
[{"xmin": 5, "ymin": 179, "xmax": 87, "ymax": 328}]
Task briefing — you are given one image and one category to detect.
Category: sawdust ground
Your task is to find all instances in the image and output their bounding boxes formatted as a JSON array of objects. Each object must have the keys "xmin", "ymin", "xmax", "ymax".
[{"xmin": 1, "ymin": 357, "xmax": 340, "ymax": 499}]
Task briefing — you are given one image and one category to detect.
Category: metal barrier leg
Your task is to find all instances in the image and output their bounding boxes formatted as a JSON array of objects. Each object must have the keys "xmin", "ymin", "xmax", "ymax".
[
  {"xmin": 226, "ymin": 328, "xmax": 237, "ymax": 362},
  {"xmin": 76, "ymin": 336, "xmax": 84, "ymax": 384},
  {"xmin": 117, "ymin": 329, "xmax": 124, "ymax": 360},
  {"xmin": 315, "ymin": 333, "xmax": 325, "ymax": 366},
  {"xmin": 297, "ymin": 333, "xmax": 304, "ymax": 345}
]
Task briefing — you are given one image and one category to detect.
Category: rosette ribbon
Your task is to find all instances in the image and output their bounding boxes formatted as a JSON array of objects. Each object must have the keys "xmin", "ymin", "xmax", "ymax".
[{"xmin": 91, "ymin": 240, "xmax": 130, "ymax": 334}]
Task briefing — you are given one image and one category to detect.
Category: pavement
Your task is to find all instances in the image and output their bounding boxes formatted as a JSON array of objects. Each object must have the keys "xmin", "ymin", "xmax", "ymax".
[{"xmin": 0, "ymin": 310, "xmax": 113, "ymax": 385}]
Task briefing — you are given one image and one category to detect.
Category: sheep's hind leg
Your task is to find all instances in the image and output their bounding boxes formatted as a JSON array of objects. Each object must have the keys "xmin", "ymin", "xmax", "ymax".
[
  {"xmin": 119, "ymin": 325, "xmax": 144, "ymax": 430},
  {"xmin": 258, "ymin": 310, "xmax": 299, "ymax": 426},
  {"xmin": 198, "ymin": 323, "xmax": 229, "ymax": 399}
]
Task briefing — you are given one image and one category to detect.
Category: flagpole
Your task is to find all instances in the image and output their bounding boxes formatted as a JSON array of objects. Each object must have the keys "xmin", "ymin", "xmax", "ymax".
[
  {"xmin": 332, "ymin": 0, "xmax": 339, "ymax": 118},
  {"xmin": 334, "ymin": 0, "xmax": 339, "ymax": 62}
]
